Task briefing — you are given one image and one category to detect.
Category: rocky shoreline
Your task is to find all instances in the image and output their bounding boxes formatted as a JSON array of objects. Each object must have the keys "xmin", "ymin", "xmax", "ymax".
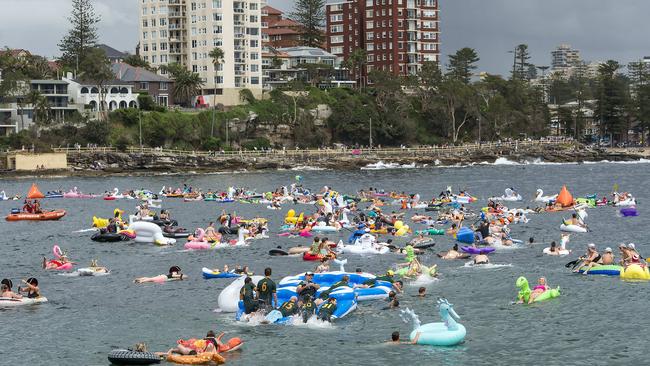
[{"xmin": 2, "ymin": 144, "xmax": 646, "ymax": 178}]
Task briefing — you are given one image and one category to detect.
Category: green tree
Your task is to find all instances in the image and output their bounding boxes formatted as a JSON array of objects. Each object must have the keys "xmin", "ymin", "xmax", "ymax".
[
  {"xmin": 58, "ymin": 0, "xmax": 101, "ymax": 72},
  {"xmin": 161, "ymin": 63, "xmax": 205, "ymax": 107},
  {"xmin": 290, "ymin": 0, "xmax": 325, "ymax": 48},
  {"xmin": 513, "ymin": 44, "xmax": 531, "ymax": 80},
  {"xmin": 123, "ymin": 54, "xmax": 153, "ymax": 71},
  {"xmin": 595, "ymin": 60, "xmax": 627, "ymax": 143},
  {"xmin": 26, "ymin": 90, "xmax": 52, "ymax": 127},
  {"xmin": 209, "ymin": 47, "xmax": 224, "ymax": 135},
  {"xmin": 79, "ymin": 47, "xmax": 114, "ymax": 121},
  {"xmin": 446, "ymin": 48, "xmax": 480, "ymax": 84},
  {"xmin": 342, "ymin": 49, "xmax": 367, "ymax": 88}
]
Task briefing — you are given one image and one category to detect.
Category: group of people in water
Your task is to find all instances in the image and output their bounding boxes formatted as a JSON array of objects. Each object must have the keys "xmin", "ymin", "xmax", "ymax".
[{"xmin": 574, "ymin": 243, "xmax": 644, "ymax": 274}]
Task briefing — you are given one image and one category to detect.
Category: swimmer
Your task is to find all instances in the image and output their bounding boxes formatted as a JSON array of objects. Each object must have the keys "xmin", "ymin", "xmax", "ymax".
[{"xmin": 134, "ymin": 266, "xmax": 185, "ymax": 283}]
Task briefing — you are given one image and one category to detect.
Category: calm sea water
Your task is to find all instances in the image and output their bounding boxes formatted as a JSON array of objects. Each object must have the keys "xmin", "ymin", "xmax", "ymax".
[{"xmin": 0, "ymin": 162, "xmax": 648, "ymax": 365}]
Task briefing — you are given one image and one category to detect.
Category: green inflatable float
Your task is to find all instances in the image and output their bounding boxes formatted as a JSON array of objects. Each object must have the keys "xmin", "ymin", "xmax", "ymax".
[{"xmin": 516, "ymin": 276, "xmax": 560, "ymax": 304}]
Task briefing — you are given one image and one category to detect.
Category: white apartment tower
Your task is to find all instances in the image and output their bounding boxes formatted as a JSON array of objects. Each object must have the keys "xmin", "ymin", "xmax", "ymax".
[{"xmin": 139, "ymin": 0, "xmax": 263, "ymax": 106}]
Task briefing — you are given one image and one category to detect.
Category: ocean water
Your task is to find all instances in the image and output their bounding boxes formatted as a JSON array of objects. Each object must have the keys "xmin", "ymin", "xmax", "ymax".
[{"xmin": 0, "ymin": 161, "xmax": 648, "ymax": 365}]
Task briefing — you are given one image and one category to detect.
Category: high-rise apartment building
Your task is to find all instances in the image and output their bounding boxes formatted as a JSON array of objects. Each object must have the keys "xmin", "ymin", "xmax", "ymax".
[
  {"xmin": 139, "ymin": 0, "xmax": 263, "ymax": 106},
  {"xmin": 326, "ymin": 0, "xmax": 440, "ymax": 81},
  {"xmin": 551, "ymin": 44, "xmax": 581, "ymax": 71}
]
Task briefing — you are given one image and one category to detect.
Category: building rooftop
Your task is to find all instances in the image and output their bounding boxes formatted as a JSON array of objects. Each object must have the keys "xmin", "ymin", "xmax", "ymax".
[
  {"xmin": 112, "ymin": 63, "xmax": 172, "ymax": 83},
  {"xmin": 262, "ymin": 5, "xmax": 283, "ymax": 15},
  {"xmin": 31, "ymin": 79, "xmax": 68, "ymax": 84},
  {"xmin": 97, "ymin": 44, "xmax": 130, "ymax": 60},
  {"xmin": 276, "ymin": 47, "xmax": 337, "ymax": 58},
  {"xmin": 268, "ymin": 19, "xmax": 301, "ymax": 28},
  {"xmin": 265, "ymin": 28, "xmax": 300, "ymax": 36}
]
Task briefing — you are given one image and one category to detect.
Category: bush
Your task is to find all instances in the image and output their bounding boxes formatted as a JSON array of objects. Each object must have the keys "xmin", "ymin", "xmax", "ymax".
[
  {"xmin": 241, "ymin": 137, "xmax": 271, "ymax": 150},
  {"xmin": 115, "ymin": 135, "xmax": 131, "ymax": 152},
  {"xmin": 137, "ymin": 93, "xmax": 156, "ymax": 111},
  {"xmin": 202, "ymin": 136, "xmax": 221, "ymax": 151}
]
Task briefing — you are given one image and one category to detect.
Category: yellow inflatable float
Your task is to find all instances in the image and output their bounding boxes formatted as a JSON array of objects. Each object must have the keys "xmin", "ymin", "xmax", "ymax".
[{"xmin": 620, "ymin": 264, "xmax": 650, "ymax": 281}]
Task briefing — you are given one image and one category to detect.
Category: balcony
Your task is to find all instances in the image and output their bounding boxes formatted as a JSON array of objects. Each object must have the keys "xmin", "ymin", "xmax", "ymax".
[
  {"xmin": 234, "ymin": 58, "xmax": 245, "ymax": 63},
  {"xmin": 234, "ymin": 8, "xmax": 245, "ymax": 14},
  {"xmin": 234, "ymin": 33, "xmax": 245, "ymax": 39},
  {"xmin": 168, "ymin": 0, "xmax": 181, "ymax": 4},
  {"xmin": 169, "ymin": 12, "xmax": 185, "ymax": 18}
]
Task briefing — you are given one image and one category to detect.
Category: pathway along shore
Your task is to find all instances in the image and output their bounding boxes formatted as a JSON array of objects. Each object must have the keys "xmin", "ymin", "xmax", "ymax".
[{"xmin": 4, "ymin": 141, "xmax": 648, "ymax": 177}]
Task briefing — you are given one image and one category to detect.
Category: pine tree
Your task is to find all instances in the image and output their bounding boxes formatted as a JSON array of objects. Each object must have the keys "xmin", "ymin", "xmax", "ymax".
[
  {"xmin": 446, "ymin": 48, "xmax": 480, "ymax": 84},
  {"xmin": 290, "ymin": 0, "xmax": 325, "ymax": 48},
  {"xmin": 58, "ymin": 0, "xmax": 101, "ymax": 72}
]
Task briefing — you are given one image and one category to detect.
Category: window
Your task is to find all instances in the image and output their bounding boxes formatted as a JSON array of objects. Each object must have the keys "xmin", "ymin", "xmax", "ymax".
[
  {"xmin": 215, "ymin": 76, "xmax": 223, "ymax": 84},
  {"xmin": 213, "ymin": 25, "xmax": 223, "ymax": 34},
  {"xmin": 152, "ymin": 43, "xmax": 157, "ymax": 51},
  {"xmin": 160, "ymin": 30, "xmax": 167, "ymax": 38},
  {"xmin": 251, "ymin": 77, "xmax": 259, "ymax": 85},
  {"xmin": 366, "ymin": 33, "xmax": 374, "ymax": 40},
  {"xmin": 330, "ymin": 14, "xmax": 343, "ymax": 22},
  {"xmin": 151, "ymin": 19, "xmax": 156, "ymax": 27},
  {"xmin": 366, "ymin": 10, "xmax": 373, "ymax": 18},
  {"xmin": 143, "ymin": 43, "xmax": 149, "ymax": 51},
  {"xmin": 160, "ymin": 55, "xmax": 168, "ymax": 63},
  {"xmin": 251, "ymin": 64, "xmax": 259, "ymax": 72},
  {"xmin": 160, "ymin": 18, "xmax": 167, "ymax": 26},
  {"xmin": 366, "ymin": 21, "xmax": 373, "ymax": 29},
  {"xmin": 250, "ymin": 53, "xmax": 259, "ymax": 60},
  {"xmin": 142, "ymin": 19, "xmax": 148, "ymax": 27},
  {"xmin": 212, "ymin": 0, "xmax": 221, "ymax": 8},
  {"xmin": 140, "ymin": 82, "xmax": 149, "ymax": 90},
  {"xmin": 250, "ymin": 40, "xmax": 258, "ymax": 47},
  {"xmin": 330, "ymin": 35, "xmax": 343, "ymax": 44},
  {"xmin": 142, "ymin": 31, "xmax": 148, "ymax": 39},
  {"xmin": 213, "ymin": 12, "xmax": 223, "ymax": 21},
  {"xmin": 160, "ymin": 82, "xmax": 168, "ymax": 90},
  {"xmin": 152, "ymin": 55, "xmax": 157, "ymax": 63},
  {"xmin": 366, "ymin": 44, "xmax": 374, "ymax": 51},
  {"xmin": 331, "ymin": 46, "xmax": 343, "ymax": 54},
  {"xmin": 213, "ymin": 38, "xmax": 223, "ymax": 46},
  {"xmin": 151, "ymin": 30, "xmax": 157, "ymax": 39},
  {"xmin": 367, "ymin": 54, "xmax": 374, "ymax": 62},
  {"xmin": 250, "ymin": 3, "xmax": 257, "ymax": 10},
  {"xmin": 330, "ymin": 25, "xmax": 343, "ymax": 33}
]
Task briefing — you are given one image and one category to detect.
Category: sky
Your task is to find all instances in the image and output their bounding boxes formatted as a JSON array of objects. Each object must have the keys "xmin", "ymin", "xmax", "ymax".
[{"xmin": 1, "ymin": 0, "xmax": 649, "ymax": 75}]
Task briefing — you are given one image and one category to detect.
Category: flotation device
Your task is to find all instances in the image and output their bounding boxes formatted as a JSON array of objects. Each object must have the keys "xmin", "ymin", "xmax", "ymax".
[
  {"xmin": 620, "ymin": 263, "xmax": 650, "ymax": 281},
  {"xmin": 201, "ymin": 267, "xmax": 244, "ymax": 279},
  {"xmin": 560, "ymin": 221, "xmax": 587, "ymax": 233},
  {"xmin": 302, "ymin": 252, "xmax": 322, "ymax": 261},
  {"xmin": 460, "ymin": 246, "xmax": 494, "ymax": 255},
  {"xmin": 218, "ymin": 337, "xmax": 243, "ymax": 353},
  {"xmin": 620, "ymin": 207, "xmax": 638, "ymax": 217},
  {"xmin": 516, "ymin": 277, "xmax": 560, "ymax": 303},
  {"xmin": 576, "ymin": 265, "xmax": 621, "ymax": 276},
  {"xmin": 165, "ymin": 353, "xmax": 224, "ymax": 365},
  {"xmin": 27, "ymin": 183, "xmax": 45, "ymax": 199},
  {"xmin": 556, "ymin": 185, "xmax": 574, "ymax": 207},
  {"xmin": 107, "ymin": 350, "xmax": 161, "ymax": 365},
  {"xmin": 6, "ymin": 210, "xmax": 66, "ymax": 221},
  {"xmin": 0, "ymin": 296, "xmax": 48, "ymax": 307},
  {"xmin": 455, "ymin": 227, "xmax": 474, "ymax": 244},
  {"xmin": 403, "ymin": 299, "xmax": 466, "ymax": 346},
  {"xmin": 416, "ymin": 228, "xmax": 445, "ymax": 236}
]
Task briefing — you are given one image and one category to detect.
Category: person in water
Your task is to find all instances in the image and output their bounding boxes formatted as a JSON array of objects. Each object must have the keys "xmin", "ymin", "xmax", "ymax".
[
  {"xmin": 474, "ymin": 253, "xmax": 490, "ymax": 265},
  {"xmin": 17, "ymin": 278, "xmax": 41, "ymax": 298},
  {"xmin": 418, "ymin": 287, "xmax": 426, "ymax": 298},
  {"xmin": 308, "ymin": 236, "xmax": 321, "ymax": 255},
  {"xmin": 388, "ymin": 331, "xmax": 420, "ymax": 345},
  {"xmin": 256, "ymin": 267, "xmax": 278, "ymax": 310},
  {"xmin": 570, "ymin": 213, "xmax": 586, "ymax": 228},
  {"xmin": 134, "ymin": 266, "xmax": 185, "ymax": 283},
  {"xmin": 300, "ymin": 294, "xmax": 316, "ymax": 323},
  {"xmin": 318, "ymin": 297, "xmax": 337, "ymax": 322},
  {"xmin": 1, "ymin": 279, "xmax": 21, "ymax": 299},
  {"xmin": 240, "ymin": 276, "xmax": 258, "ymax": 315},
  {"xmin": 574, "ymin": 244, "xmax": 601, "ymax": 274},
  {"xmin": 317, "ymin": 275, "xmax": 350, "ymax": 304},
  {"xmin": 357, "ymin": 270, "xmax": 403, "ymax": 292},
  {"xmin": 315, "ymin": 257, "xmax": 330, "ymax": 273},
  {"xmin": 441, "ymin": 244, "xmax": 461, "ymax": 259}
]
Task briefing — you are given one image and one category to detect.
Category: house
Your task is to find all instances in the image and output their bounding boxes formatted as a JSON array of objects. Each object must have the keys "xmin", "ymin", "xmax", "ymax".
[
  {"xmin": 97, "ymin": 44, "xmax": 130, "ymax": 63},
  {"xmin": 112, "ymin": 63, "xmax": 174, "ymax": 106},
  {"xmin": 64, "ymin": 74, "xmax": 138, "ymax": 112}
]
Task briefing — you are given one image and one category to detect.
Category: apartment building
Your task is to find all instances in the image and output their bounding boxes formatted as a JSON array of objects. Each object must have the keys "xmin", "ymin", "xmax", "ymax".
[
  {"xmin": 139, "ymin": 0, "xmax": 263, "ymax": 106},
  {"xmin": 261, "ymin": 5, "xmax": 305, "ymax": 49},
  {"xmin": 326, "ymin": 0, "xmax": 440, "ymax": 82},
  {"xmin": 551, "ymin": 44, "xmax": 581, "ymax": 71}
]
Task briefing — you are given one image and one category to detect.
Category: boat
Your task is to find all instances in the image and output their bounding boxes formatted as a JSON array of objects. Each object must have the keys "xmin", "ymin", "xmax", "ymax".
[{"xmin": 6, "ymin": 210, "xmax": 66, "ymax": 221}]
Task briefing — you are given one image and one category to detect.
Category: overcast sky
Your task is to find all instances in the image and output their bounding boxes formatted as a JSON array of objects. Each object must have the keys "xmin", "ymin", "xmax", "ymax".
[{"xmin": 1, "ymin": 0, "xmax": 648, "ymax": 75}]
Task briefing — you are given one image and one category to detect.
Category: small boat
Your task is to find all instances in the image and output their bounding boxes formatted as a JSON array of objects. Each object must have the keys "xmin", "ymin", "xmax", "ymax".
[{"xmin": 6, "ymin": 210, "xmax": 66, "ymax": 221}]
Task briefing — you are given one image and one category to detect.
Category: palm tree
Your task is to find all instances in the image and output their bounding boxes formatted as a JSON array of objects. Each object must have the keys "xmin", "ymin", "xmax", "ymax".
[
  {"xmin": 161, "ymin": 63, "xmax": 205, "ymax": 107},
  {"xmin": 25, "ymin": 90, "xmax": 51, "ymax": 130},
  {"xmin": 208, "ymin": 47, "xmax": 224, "ymax": 136},
  {"xmin": 343, "ymin": 49, "xmax": 367, "ymax": 88}
]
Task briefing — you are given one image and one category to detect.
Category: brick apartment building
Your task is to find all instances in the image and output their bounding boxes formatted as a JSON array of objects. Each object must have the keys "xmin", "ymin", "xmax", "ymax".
[
  {"xmin": 326, "ymin": 0, "xmax": 440, "ymax": 82},
  {"xmin": 262, "ymin": 5, "xmax": 304, "ymax": 49}
]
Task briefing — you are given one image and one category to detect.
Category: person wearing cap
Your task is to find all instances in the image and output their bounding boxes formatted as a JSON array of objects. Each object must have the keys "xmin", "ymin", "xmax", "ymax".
[
  {"xmin": 574, "ymin": 244, "xmax": 601, "ymax": 274},
  {"xmin": 627, "ymin": 243, "xmax": 641, "ymax": 261},
  {"xmin": 296, "ymin": 272, "xmax": 320, "ymax": 301},
  {"xmin": 601, "ymin": 247, "xmax": 615, "ymax": 265},
  {"xmin": 618, "ymin": 244, "xmax": 631, "ymax": 265}
]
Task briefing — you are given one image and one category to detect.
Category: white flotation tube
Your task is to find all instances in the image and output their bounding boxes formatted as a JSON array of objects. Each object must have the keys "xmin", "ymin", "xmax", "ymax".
[
  {"xmin": 218, "ymin": 275, "xmax": 264, "ymax": 312},
  {"xmin": 560, "ymin": 224, "xmax": 587, "ymax": 233},
  {"xmin": 0, "ymin": 296, "xmax": 48, "ymax": 307}
]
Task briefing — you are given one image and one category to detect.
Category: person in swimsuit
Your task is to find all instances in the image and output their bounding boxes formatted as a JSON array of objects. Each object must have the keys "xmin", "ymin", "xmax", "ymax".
[
  {"xmin": 574, "ymin": 244, "xmax": 601, "ymax": 274},
  {"xmin": 315, "ymin": 257, "xmax": 330, "ymax": 273},
  {"xmin": 442, "ymin": 244, "xmax": 461, "ymax": 259},
  {"xmin": 618, "ymin": 244, "xmax": 632, "ymax": 265},
  {"xmin": 17, "ymin": 278, "xmax": 41, "ymax": 298},
  {"xmin": 0, "ymin": 279, "xmax": 21, "ymax": 299},
  {"xmin": 134, "ymin": 266, "xmax": 185, "ymax": 283}
]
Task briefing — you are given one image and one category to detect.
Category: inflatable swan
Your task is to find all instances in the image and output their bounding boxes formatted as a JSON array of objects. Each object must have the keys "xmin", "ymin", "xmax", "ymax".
[
  {"xmin": 490, "ymin": 188, "xmax": 522, "ymax": 202},
  {"xmin": 218, "ymin": 275, "xmax": 264, "ymax": 312},
  {"xmin": 128, "ymin": 215, "xmax": 176, "ymax": 245},
  {"xmin": 0, "ymin": 190, "xmax": 8, "ymax": 201},
  {"xmin": 534, "ymin": 189, "xmax": 557, "ymax": 203},
  {"xmin": 543, "ymin": 234, "xmax": 571, "ymax": 255},
  {"xmin": 400, "ymin": 299, "xmax": 466, "ymax": 346},
  {"xmin": 560, "ymin": 208, "xmax": 588, "ymax": 233}
]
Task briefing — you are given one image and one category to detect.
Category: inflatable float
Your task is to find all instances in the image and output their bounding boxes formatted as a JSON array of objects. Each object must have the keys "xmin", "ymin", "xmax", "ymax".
[
  {"xmin": 534, "ymin": 189, "xmax": 557, "ymax": 203},
  {"xmin": 415, "ymin": 228, "xmax": 445, "ymax": 236},
  {"xmin": 555, "ymin": 185, "xmax": 574, "ymax": 207},
  {"xmin": 91, "ymin": 231, "xmax": 132, "ymax": 242},
  {"xmin": 218, "ymin": 275, "xmax": 264, "ymax": 312},
  {"xmin": 6, "ymin": 209, "xmax": 66, "ymax": 221},
  {"xmin": 490, "ymin": 188, "xmax": 522, "ymax": 202},
  {"xmin": 455, "ymin": 227, "xmax": 474, "ymax": 244},
  {"xmin": 620, "ymin": 207, "xmax": 638, "ymax": 217},
  {"xmin": 560, "ymin": 222, "xmax": 587, "ymax": 233},
  {"xmin": 401, "ymin": 299, "xmax": 466, "ymax": 346},
  {"xmin": 460, "ymin": 246, "xmax": 495, "ymax": 255},
  {"xmin": 0, "ymin": 296, "xmax": 48, "ymax": 307},
  {"xmin": 516, "ymin": 277, "xmax": 560, "ymax": 303},
  {"xmin": 107, "ymin": 349, "xmax": 161, "ymax": 365},
  {"xmin": 202, "ymin": 267, "xmax": 244, "ymax": 279},
  {"xmin": 620, "ymin": 264, "xmax": 650, "ymax": 281},
  {"xmin": 165, "ymin": 353, "xmax": 224, "ymax": 365},
  {"xmin": 576, "ymin": 265, "xmax": 621, "ymax": 276},
  {"xmin": 129, "ymin": 220, "xmax": 176, "ymax": 246}
]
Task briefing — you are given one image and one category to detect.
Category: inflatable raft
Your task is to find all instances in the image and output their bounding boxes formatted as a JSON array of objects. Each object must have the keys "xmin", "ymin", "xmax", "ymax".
[
  {"xmin": 202, "ymin": 267, "xmax": 243, "ymax": 279},
  {"xmin": 107, "ymin": 350, "xmax": 161, "ymax": 365},
  {"xmin": 0, "ymin": 296, "xmax": 48, "ymax": 307},
  {"xmin": 6, "ymin": 210, "xmax": 66, "ymax": 221}
]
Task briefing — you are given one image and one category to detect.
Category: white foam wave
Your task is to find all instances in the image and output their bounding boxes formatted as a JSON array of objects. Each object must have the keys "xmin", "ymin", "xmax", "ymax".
[
  {"xmin": 361, "ymin": 161, "xmax": 418, "ymax": 170},
  {"xmin": 291, "ymin": 166, "xmax": 327, "ymax": 171},
  {"xmin": 463, "ymin": 262, "xmax": 513, "ymax": 269}
]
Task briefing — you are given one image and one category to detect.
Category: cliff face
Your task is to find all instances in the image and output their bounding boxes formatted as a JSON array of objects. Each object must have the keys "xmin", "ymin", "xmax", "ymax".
[{"xmin": 63, "ymin": 144, "xmax": 642, "ymax": 175}]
